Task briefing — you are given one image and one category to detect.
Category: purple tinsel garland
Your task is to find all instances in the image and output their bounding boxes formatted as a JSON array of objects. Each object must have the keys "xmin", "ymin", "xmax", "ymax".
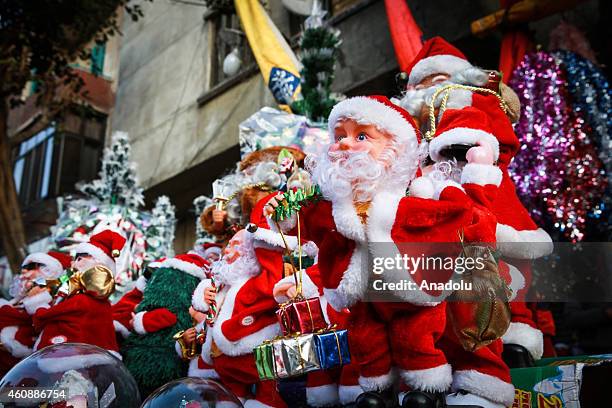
[{"xmin": 509, "ymin": 51, "xmax": 607, "ymax": 242}]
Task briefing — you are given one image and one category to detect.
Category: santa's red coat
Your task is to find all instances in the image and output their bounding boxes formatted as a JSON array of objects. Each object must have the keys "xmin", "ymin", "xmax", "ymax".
[{"xmin": 32, "ymin": 293, "xmax": 118, "ymax": 353}]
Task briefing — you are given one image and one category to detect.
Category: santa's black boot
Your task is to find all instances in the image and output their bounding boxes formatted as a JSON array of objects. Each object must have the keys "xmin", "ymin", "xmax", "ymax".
[
  {"xmin": 355, "ymin": 388, "xmax": 397, "ymax": 408},
  {"xmin": 502, "ymin": 343, "xmax": 535, "ymax": 368},
  {"xmin": 401, "ymin": 391, "xmax": 446, "ymax": 408}
]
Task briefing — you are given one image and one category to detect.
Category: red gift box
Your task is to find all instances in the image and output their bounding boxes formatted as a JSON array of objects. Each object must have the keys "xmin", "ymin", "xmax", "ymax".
[{"xmin": 277, "ymin": 297, "xmax": 327, "ymax": 335}]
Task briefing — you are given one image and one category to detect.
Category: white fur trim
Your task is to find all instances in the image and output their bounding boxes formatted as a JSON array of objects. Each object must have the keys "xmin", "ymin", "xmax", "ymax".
[
  {"xmin": 328, "ymin": 96, "xmax": 418, "ymax": 145},
  {"xmin": 358, "ymin": 371, "xmax": 395, "ymax": 392},
  {"xmin": 73, "ymin": 242, "xmax": 116, "ymax": 275},
  {"xmin": 244, "ymin": 400, "xmax": 275, "ymax": 408},
  {"xmin": 502, "ymin": 321, "xmax": 544, "ymax": 360},
  {"xmin": 433, "ymin": 180, "xmax": 464, "ymax": 200},
  {"xmin": 273, "ymin": 272, "xmax": 319, "ymax": 303},
  {"xmin": 496, "ymin": 225, "xmax": 553, "ymax": 259},
  {"xmin": 461, "ymin": 163, "xmax": 503, "ymax": 187},
  {"xmin": 408, "ymin": 55, "xmax": 473, "ymax": 85},
  {"xmin": 37, "ymin": 353, "xmax": 113, "ymax": 373},
  {"xmin": 135, "ymin": 275, "xmax": 147, "ymax": 292},
  {"xmin": 188, "ymin": 357, "xmax": 219, "ymax": 379},
  {"xmin": 22, "ymin": 291, "xmax": 53, "ymax": 315},
  {"xmin": 366, "ymin": 190, "xmax": 445, "ymax": 305},
  {"xmin": 452, "ymin": 369, "xmax": 516, "ymax": 406},
  {"xmin": 212, "ymin": 278, "xmax": 281, "ymax": 356},
  {"xmin": 158, "ymin": 258, "xmax": 205, "ymax": 279},
  {"xmin": 113, "ymin": 320, "xmax": 131, "ymax": 338},
  {"xmin": 251, "ymin": 227, "xmax": 298, "ymax": 251},
  {"xmin": 409, "ymin": 176, "xmax": 435, "ymax": 198},
  {"xmin": 0, "ymin": 326, "xmax": 32, "ymax": 358},
  {"xmin": 132, "ymin": 311, "xmax": 147, "ymax": 334},
  {"xmin": 331, "ymin": 197, "xmax": 365, "ymax": 243},
  {"xmin": 307, "ymin": 384, "xmax": 339, "ymax": 407},
  {"xmin": 108, "ymin": 350, "xmax": 122, "ymax": 360},
  {"xmin": 22, "ymin": 253, "xmax": 64, "ymax": 278},
  {"xmin": 506, "ymin": 263, "xmax": 525, "ymax": 301},
  {"xmin": 400, "ymin": 363, "xmax": 452, "ymax": 392},
  {"xmin": 323, "ymin": 243, "xmax": 367, "ymax": 311},
  {"xmin": 338, "ymin": 385, "xmax": 363, "ymax": 405},
  {"xmin": 446, "ymin": 391, "xmax": 504, "ymax": 408},
  {"xmin": 192, "ymin": 279, "xmax": 212, "ymax": 313},
  {"xmin": 429, "ymin": 127, "xmax": 500, "ymax": 162},
  {"xmin": 0, "ymin": 298, "xmax": 10, "ymax": 306}
]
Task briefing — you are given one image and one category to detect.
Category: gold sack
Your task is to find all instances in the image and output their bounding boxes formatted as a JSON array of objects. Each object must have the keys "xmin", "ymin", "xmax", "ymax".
[
  {"xmin": 447, "ymin": 245, "xmax": 512, "ymax": 351},
  {"xmin": 69, "ymin": 265, "xmax": 115, "ymax": 300}
]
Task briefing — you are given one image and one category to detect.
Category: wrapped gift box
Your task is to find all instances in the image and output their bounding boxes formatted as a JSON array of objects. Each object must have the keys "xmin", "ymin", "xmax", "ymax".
[
  {"xmin": 254, "ymin": 342, "xmax": 276, "ymax": 380},
  {"xmin": 510, "ymin": 354, "xmax": 612, "ymax": 407},
  {"xmin": 278, "ymin": 297, "xmax": 327, "ymax": 335},
  {"xmin": 272, "ymin": 334, "xmax": 320, "ymax": 378},
  {"xmin": 314, "ymin": 329, "xmax": 351, "ymax": 370}
]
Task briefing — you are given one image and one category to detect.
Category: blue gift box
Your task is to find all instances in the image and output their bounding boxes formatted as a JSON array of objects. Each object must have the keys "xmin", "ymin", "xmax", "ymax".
[{"xmin": 314, "ymin": 329, "xmax": 351, "ymax": 369}]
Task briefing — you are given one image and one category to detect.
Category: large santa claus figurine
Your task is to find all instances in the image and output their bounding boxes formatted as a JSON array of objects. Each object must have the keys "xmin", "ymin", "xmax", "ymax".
[
  {"xmin": 21, "ymin": 229, "xmax": 125, "ymax": 357},
  {"xmin": 265, "ymin": 95, "xmax": 504, "ymax": 408},
  {"xmin": 399, "ymin": 36, "xmax": 554, "ymax": 367},
  {"xmin": 0, "ymin": 251, "xmax": 70, "ymax": 375}
]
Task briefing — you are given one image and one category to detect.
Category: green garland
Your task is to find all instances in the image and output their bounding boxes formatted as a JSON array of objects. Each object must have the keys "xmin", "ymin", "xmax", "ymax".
[
  {"xmin": 273, "ymin": 185, "xmax": 322, "ymax": 221},
  {"xmin": 291, "ymin": 19, "xmax": 342, "ymax": 122}
]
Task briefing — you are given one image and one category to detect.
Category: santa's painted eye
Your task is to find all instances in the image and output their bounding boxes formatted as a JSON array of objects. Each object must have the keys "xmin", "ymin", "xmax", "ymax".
[
  {"xmin": 357, "ymin": 132, "xmax": 367, "ymax": 141},
  {"xmin": 335, "ymin": 134, "xmax": 346, "ymax": 142}
]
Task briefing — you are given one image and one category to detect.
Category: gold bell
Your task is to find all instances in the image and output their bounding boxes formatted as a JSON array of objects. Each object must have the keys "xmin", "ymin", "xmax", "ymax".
[{"xmin": 112, "ymin": 249, "xmax": 121, "ymax": 258}]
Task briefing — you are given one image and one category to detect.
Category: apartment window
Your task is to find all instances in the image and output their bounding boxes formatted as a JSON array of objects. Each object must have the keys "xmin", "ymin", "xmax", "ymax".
[
  {"xmin": 12, "ymin": 113, "xmax": 105, "ymax": 207},
  {"xmin": 207, "ymin": 12, "xmax": 255, "ymax": 88},
  {"xmin": 91, "ymin": 43, "xmax": 106, "ymax": 76}
]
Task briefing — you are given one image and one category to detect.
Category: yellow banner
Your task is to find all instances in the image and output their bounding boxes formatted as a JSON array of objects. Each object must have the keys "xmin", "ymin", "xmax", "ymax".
[{"xmin": 235, "ymin": 0, "xmax": 302, "ymax": 107}]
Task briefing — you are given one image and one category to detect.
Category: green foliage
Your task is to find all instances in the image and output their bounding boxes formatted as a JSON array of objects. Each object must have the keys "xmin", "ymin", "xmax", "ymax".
[
  {"xmin": 273, "ymin": 185, "xmax": 322, "ymax": 221},
  {"xmin": 291, "ymin": 23, "xmax": 342, "ymax": 122},
  {"xmin": 0, "ymin": 0, "xmax": 149, "ymax": 104},
  {"xmin": 121, "ymin": 267, "xmax": 200, "ymax": 396}
]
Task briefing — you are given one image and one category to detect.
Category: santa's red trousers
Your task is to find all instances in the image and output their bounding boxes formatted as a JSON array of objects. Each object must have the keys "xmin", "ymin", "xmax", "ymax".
[
  {"xmin": 213, "ymin": 353, "xmax": 287, "ymax": 408},
  {"xmin": 348, "ymin": 301, "xmax": 451, "ymax": 392},
  {"xmin": 438, "ymin": 307, "xmax": 516, "ymax": 406}
]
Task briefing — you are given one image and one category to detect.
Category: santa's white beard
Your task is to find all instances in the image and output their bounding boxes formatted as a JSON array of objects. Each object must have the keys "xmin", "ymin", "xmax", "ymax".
[
  {"xmin": 307, "ymin": 143, "xmax": 420, "ymax": 203},
  {"xmin": 8, "ymin": 275, "xmax": 28, "ymax": 300},
  {"xmin": 213, "ymin": 251, "xmax": 261, "ymax": 286}
]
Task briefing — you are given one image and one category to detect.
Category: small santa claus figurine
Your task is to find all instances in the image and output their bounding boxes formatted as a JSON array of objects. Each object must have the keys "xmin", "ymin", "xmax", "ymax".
[
  {"xmin": 21, "ymin": 229, "xmax": 125, "ymax": 357},
  {"xmin": 0, "ymin": 251, "xmax": 70, "ymax": 375},
  {"xmin": 192, "ymin": 226, "xmax": 298, "ymax": 408},
  {"xmin": 265, "ymin": 95, "xmax": 504, "ymax": 408},
  {"xmin": 111, "ymin": 257, "xmax": 165, "ymax": 339},
  {"xmin": 120, "ymin": 252, "xmax": 209, "ymax": 396},
  {"xmin": 400, "ymin": 37, "xmax": 553, "ymax": 366}
]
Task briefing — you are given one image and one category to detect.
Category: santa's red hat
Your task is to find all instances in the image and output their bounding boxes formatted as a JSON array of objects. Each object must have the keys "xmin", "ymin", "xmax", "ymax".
[
  {"xmin": 157, "ymin": 253, "xmax": 209, "ymax": 280},
  {"xmin": 406, "ymin": 37, "xmax": 473, "ymax": 86},
  {"xmin": 148, "ymin": 256, "xmax": 166, "ymax": 269},
  {"xmin": 428, "ymin": 106, "xmax": 500, "ymax": 163},
  {"xmin": 21, "ymin": 251, "xmax": 71, "ymax": 278},
  {"xmin": 328, "ymin": 95, "xmax": 420, "ymax": 146},
  {"xmin": 202, "ymin": 242, "xmax": 223, "ymax": 258},
  {"xmin": 73, "ymin": 229, "xmax": 126, "ymax": 275}
]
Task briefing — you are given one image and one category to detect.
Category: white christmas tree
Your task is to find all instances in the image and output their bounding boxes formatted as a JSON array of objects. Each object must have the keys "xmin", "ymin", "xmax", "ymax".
[
  {"xmin": 145, "ymin": 195, "xmax": 176, "ymax": 261},
  {"xmin": 77, "ymin": 131, "xmax": 144, "ymax": 209}
]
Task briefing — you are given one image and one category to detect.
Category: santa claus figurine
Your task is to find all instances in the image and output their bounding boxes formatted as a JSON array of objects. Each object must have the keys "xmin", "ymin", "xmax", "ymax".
[
  {"xmin": 400, "ymin": 36, "xmax": 553, "ymax": 362},
  {"xmin": 0, "ymin": 251, "xmax": 70, "ymax": 375},
  {"xmin": 111, "ymin": 257, "xmax": 165, "ymax": 339},
  {"xmin": 265, "ymin": 95, "xmax": 504, "ymax": 408},
  {"xmin": 20, "ymin": 229, "xmax": 125, "ymax": 357},
  {"xmin": 120, "ymin": 252, "xmax": 209, "ymax": 396},
  {"xmin": 192, "ymin": 224, "xmax": 306, "ymax": 408}
]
